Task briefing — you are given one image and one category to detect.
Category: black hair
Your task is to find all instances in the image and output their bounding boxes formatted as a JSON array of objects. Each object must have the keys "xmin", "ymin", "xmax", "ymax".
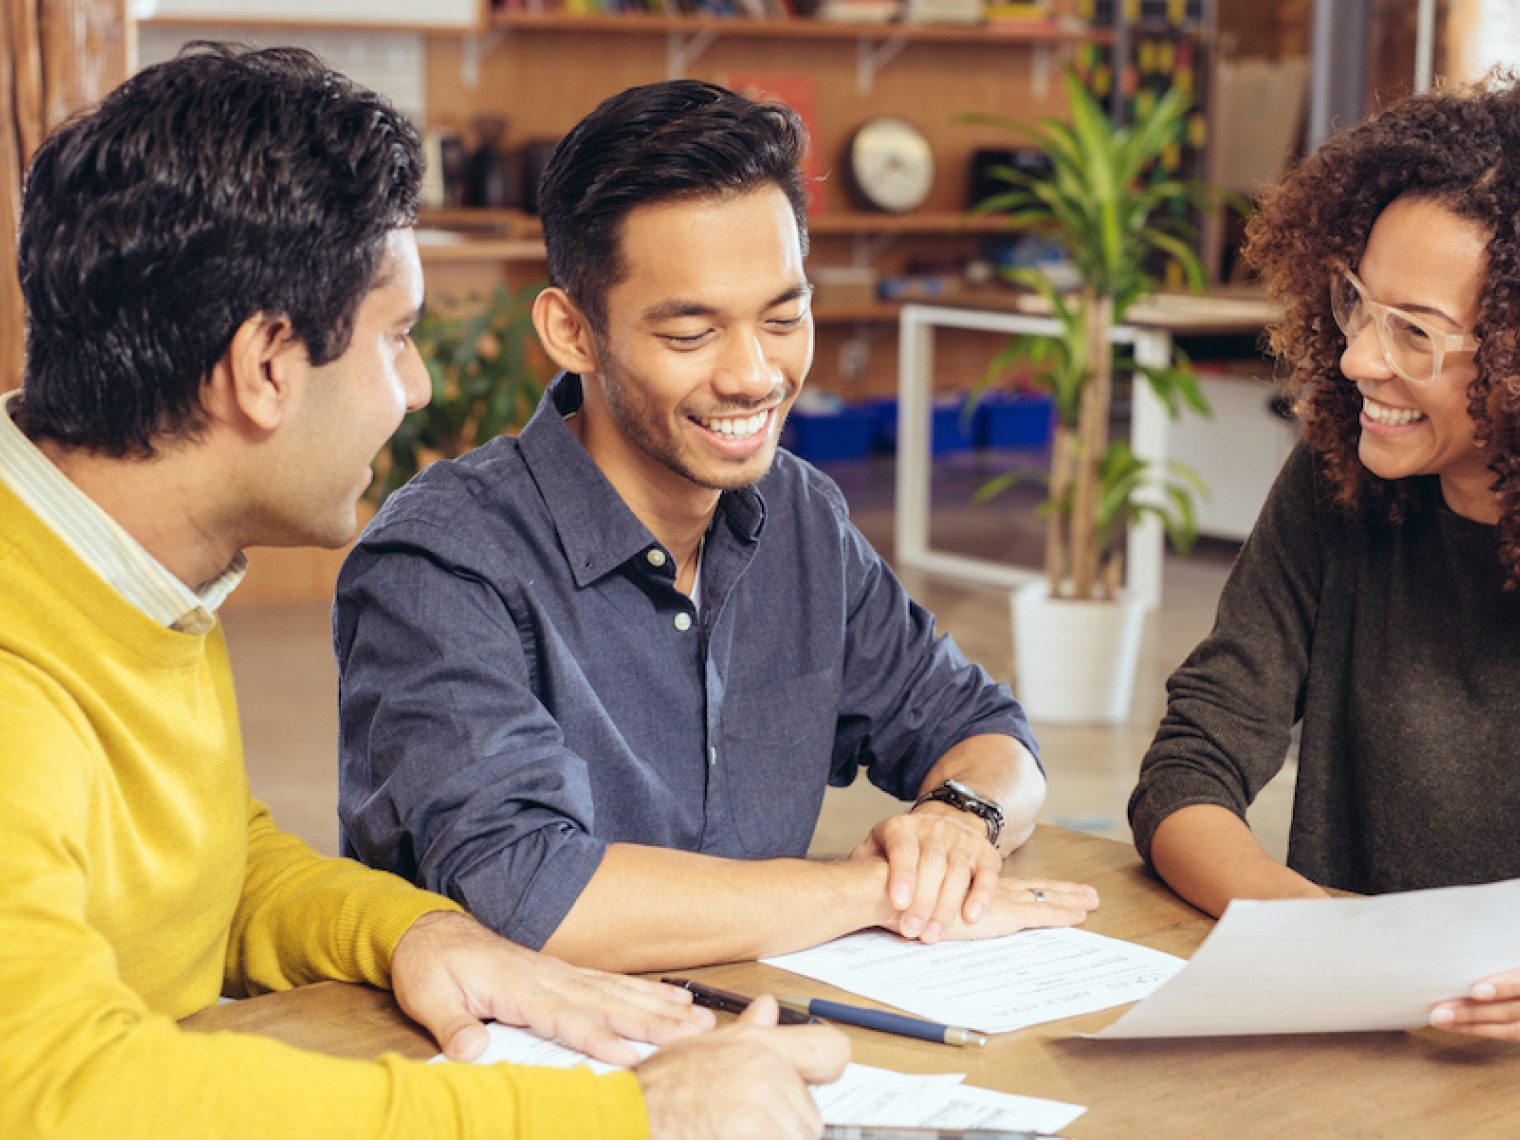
[
  {"xmin": 536, "ymin": 79, "xmax": 810, "ymax": 335},
  {"xmin": 15, "ymin": 42, "xmax": 422, "ymax": 456}
]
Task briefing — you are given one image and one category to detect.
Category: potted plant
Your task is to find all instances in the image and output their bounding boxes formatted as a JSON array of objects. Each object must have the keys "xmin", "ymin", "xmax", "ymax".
[
  {"xmin": 371, "ymin": 281, "xmax": 546, "ymax": 505},
  {"xmin": 964, "ymin": 69, "xmax": 1226, "ymax": 723}
]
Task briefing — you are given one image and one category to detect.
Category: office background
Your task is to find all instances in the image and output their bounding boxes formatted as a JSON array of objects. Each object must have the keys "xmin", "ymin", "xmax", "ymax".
[{"xmin": 4, "ymin": 0, "xmax": 1513, "ymax": 863}]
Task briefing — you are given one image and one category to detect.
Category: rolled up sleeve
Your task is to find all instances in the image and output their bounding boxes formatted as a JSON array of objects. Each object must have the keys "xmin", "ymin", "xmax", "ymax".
[
  {"xmin": 827, "ymin": 488, "xmax": 1038, "ymax": 798},
  {"xmin": 336, "ymin": 530, "xmax": 607, "ymax": 951}
]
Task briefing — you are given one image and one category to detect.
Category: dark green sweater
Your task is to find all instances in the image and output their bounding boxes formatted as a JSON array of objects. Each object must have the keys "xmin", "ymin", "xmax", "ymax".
[{"xmin": 1130, "ymin": 444, "xmax": 1520, "ymax": 895}]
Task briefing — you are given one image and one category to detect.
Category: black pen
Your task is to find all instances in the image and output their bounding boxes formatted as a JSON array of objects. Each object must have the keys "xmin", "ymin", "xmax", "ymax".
[{"xmin": 660, "ymin": 977, "xmax": 819, "ymax": 1025}]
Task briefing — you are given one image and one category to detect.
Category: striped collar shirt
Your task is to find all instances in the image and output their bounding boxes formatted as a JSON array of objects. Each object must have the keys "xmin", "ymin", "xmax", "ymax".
[{"xmin": 0, "ymin": 390, "xmax": 245, "ymax": 633}]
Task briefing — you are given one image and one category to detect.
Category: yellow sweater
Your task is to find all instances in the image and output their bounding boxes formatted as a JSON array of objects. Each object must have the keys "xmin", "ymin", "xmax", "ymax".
[{"xmin": 0, "ymin": 481, "xmax": 646, "ymax": 1138}]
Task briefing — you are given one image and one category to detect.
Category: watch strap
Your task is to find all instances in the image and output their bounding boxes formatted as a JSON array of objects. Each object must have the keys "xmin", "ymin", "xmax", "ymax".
[{"xmin": 913, "ymin": 779, "xmax": 1003, "ymax": 846}]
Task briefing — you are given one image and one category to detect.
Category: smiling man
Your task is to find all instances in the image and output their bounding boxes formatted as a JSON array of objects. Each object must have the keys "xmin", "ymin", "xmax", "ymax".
[
  {"xmin": 335, "ymin": 80, "xmax": 1097, "ymax": 973},
  {"xmin": 0, "ymin": 49, "xmax": 859, "ymax": 1140}
]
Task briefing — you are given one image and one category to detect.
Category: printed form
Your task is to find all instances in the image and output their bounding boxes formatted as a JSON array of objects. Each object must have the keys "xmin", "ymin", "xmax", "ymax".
[
  {"xmin": 433, "ymin": 1022, "xmax": 1085, "ymax": 1133},
  {"xmin": 763, "ymin": 928, "xmax": 1184, "ymax": 1033}
]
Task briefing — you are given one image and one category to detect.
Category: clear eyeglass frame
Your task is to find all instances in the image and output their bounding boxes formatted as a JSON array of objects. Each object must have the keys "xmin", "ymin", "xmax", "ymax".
[{"xmin": 1330, "ymin": 267, "xmax": 1479, "ymax": 386}]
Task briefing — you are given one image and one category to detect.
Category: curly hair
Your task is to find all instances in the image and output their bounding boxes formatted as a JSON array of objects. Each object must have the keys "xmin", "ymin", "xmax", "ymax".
[
  {"xmin": 1243, "ymin": 72, "xmax": 1520, "ymax": 587},
  {"xmin": 16, "ymin": 43, "xmax": 421, "ymax": 457}
]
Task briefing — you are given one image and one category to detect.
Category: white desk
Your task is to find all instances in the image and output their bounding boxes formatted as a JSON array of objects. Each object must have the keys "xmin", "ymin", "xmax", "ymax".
[{"xmin": 894, "ymin": 293, "xmax": 1279, "ymax": 610}]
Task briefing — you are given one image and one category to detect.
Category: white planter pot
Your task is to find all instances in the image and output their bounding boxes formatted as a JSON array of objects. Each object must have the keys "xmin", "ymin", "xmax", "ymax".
[{"xmin": 1011, "ymin": 580, "xmax": 1145, "ymax": 725}]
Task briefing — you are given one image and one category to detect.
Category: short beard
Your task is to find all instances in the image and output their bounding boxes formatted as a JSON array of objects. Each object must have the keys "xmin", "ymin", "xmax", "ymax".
[{"xmin": 595, "ymin": 353, "xmax": 789, "ymax": 493}]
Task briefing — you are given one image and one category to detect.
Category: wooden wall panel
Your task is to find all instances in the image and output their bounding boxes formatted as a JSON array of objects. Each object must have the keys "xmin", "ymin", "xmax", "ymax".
[
  {"xmin": 419, "ymin": 31, "xmax": 1073, "ymax": 403},
  {"xmin": 2, "ymin": 0, "xmax": 126, "ymax": 393},
  {"xmin": 425, "ymin": 30, "xmax": 1073, "ymax": 215}
]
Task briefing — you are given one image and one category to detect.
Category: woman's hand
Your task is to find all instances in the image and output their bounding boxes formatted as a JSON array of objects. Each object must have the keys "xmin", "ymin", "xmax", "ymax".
[{"xmin": 1430, "ymin": 970, "xmax": 1520, "ymax": 1040}]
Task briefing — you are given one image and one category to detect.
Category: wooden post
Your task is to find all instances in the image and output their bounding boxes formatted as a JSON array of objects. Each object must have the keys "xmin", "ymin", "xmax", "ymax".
[
  {"xmin": 1, "ymin": 0, "xmax": 126, "ymax": 393},
  {"xmin": 1068, "ymin": 289, "xmax": 1113, "ymax": 601},
  {"xmin": 1044, "ymin": 422, "xmax": 1073, "ymax": 595}
]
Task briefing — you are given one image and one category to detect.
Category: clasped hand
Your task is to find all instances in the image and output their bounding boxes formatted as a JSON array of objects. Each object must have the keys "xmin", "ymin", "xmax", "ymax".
[{"xmin": 853, "ymin": 805, "xmax": 1098, "ymax": 943}]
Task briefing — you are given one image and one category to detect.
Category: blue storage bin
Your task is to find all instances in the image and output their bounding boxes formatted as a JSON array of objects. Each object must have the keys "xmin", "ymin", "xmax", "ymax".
[
  {"xmin": 859, "ymin": 396, "xmax": 899, "ymax": 453},
  {"xmin": 974, "ymin": 391, "xmax": 1054, "ymax": 449},
  {"xmin": 931, "ymin": 398, "xmax": 977, "ymax": 455},
  {"xmin": 848, "ymin": 395, "xmax": 977, "ymax": 455},
  {"xmin": 782, "ymin": 404, "xmax": 879, "ymax": 464}
]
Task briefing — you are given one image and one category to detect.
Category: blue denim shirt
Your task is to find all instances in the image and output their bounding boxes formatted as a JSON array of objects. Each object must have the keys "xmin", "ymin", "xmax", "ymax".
[{"xmin": 335, "ymin": 374, "xmax": 1036, "ymax": 950}]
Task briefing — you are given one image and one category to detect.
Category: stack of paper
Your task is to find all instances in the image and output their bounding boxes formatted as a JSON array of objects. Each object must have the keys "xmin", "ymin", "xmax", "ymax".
[{"xmin": 434, "ymin": 1022, "xmax": 1085, "ymax": 1133}]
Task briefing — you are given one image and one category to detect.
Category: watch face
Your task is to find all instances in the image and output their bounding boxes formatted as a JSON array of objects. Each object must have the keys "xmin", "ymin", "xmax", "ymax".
[{"xmin": 847, "ymin": 117, "xmax": 935, "ymax": 213}]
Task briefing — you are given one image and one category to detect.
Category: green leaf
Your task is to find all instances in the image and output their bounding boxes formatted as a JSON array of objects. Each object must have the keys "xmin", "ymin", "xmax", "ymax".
[
  {"xmin": 958, "ymin": 63, "xmax": 1233, "ymax": 582},
  {"xmin": 369, "ymin": 281, "xmax": 548, "ymax": 508}
]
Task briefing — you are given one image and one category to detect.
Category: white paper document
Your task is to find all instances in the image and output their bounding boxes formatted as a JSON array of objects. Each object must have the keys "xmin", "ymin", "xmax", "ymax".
[
  {"xmin": 812, "ymin": 1065, "xmax": 967, "ymax": 1126},
  {"xmin": 1096, "ymin": 877, "xmax": 1520, "ymax": 1038},
  {"xmin": 924, "ymin": 1082, "xmax": 1086, "ymax": 1134},
  {"xmin": 427, "ymin": 1021, "xmax": 657, "ymax": 1073},
  {"xmin": 433, "ymin": 1023, "xmax": 1084, "ymax": 1131},
  {"xmin": 762, "ymin": 927, "xmax": 1184, "ymax": 1033}
]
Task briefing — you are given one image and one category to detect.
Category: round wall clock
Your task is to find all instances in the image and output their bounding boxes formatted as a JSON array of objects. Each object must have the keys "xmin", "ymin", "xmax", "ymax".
[{"xmin": 844, "ymin": 117, "xmax": 936, "ymax": 213}]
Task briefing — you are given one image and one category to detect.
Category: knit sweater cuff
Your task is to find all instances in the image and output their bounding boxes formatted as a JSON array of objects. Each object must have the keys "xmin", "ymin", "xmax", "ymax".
[{"xmin": 340, "ymin": 878, "xmax": 466, "ymax": 988}]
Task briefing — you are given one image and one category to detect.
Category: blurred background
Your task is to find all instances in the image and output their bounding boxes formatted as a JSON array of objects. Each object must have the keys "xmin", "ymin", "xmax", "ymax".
[{"xmin": 4, "ymin": 0, "xmax": 1514, "ymax": 861}]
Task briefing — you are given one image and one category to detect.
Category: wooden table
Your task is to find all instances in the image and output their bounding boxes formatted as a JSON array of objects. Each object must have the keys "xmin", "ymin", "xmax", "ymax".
[{"xmin": 183, "ymin": 826, "xmax": 1520, "ymax": 1136}]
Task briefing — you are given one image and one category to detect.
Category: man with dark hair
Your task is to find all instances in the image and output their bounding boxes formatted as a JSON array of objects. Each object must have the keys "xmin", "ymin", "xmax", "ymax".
[
  {"xmin": 336, "ymin": 80, "xmax": 1097, "ymax": 972},
  {"xmin": 1, "ymin": 47, "xmax": 847, "ymax": 1139}
]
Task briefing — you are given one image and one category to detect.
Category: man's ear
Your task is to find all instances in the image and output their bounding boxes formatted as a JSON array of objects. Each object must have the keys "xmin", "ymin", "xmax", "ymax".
[
  {"xmin": 216, "ymin": 313, "xmax": 306, "ymax": 432},
  {"xmin": 533, "ymin": 287, "xmax": 601, "ymax": 375}
]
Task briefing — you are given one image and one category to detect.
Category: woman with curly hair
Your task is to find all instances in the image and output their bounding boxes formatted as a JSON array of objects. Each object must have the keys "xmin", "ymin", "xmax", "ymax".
[{"xmin": 1127, "ymin": 73, "xmax": 1520, "ymax": 1039}]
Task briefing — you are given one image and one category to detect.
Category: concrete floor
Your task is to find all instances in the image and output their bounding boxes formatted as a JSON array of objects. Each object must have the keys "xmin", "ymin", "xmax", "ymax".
[{"xmin": 222, "ymin": 449, "xmax": 1295, "ymax": 865}]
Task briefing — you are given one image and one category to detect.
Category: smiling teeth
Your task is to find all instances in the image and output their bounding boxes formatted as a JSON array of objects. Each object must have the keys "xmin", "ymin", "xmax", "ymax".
[
  {"xmin": 1363, "ymin": 399, "xmax": 1426, "ymax": 427},
  {"xmin": 701, "ymin": 411, "xmax": 768, "ymax": 439}
]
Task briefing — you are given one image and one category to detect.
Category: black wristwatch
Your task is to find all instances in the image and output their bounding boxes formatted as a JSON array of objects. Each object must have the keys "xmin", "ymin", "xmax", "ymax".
[{"xmin": 913, "ymin": 778, "xmax": 1004, "ymax": 846}]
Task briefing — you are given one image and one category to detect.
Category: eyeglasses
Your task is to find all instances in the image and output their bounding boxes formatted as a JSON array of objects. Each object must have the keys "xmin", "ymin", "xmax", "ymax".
[{"xmin": 1330, "ymin": 267, "xmax": 1478, "ymax": 386}]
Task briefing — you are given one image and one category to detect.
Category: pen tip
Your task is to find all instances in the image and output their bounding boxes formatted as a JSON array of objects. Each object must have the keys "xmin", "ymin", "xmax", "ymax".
[{"xmin": 950, "ymin": 1029, "xmax": 989, "ymax": 1047}]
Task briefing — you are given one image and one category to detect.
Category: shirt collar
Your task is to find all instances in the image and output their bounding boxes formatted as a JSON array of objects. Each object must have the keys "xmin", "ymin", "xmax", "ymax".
[
  {"xmin": 0, "ymin": 389, "xmax": 245, "ymax": 632},
  {"xmin": 517, "ymin": 373, "xmax": 765, "ymax": 588}
]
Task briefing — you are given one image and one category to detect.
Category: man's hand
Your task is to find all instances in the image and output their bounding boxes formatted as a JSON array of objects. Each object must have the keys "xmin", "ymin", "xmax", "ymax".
[
  {"xmin": 887, "ymin": 873, "xmax": 1097, "ymax": 942},
  {"xmin": 636, "ymin": 995, "xmax": 850, "ymax": 1140},
  {"xmin": 1430, "ymin": 970, "xmax": 1520, "ymax": 1040},
  {"xmin": 852, "ymin": 803, "xmax": 1005, "ymax": 943},
  {"xmin": 390, "ymin": 910, "xmax": 715, "ymax": 1065}
]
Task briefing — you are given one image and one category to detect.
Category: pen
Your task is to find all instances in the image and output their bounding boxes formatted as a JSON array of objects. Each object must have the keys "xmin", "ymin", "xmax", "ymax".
[
  {"xmin": 822, "ymin": 1129, "xmax": 1064, "ymax": 1140},
  {"xmin": 660, "ymin": 977, "xmax": 819, "ymax": 1025},
  {"xmin": 777, "ymin": 995, "xmax": 987, "ymax": 1047}
]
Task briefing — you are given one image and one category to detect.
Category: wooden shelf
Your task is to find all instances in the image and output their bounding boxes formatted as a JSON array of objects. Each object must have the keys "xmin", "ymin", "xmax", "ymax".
[
  {"xmin": 813, "ymin": 303, "xmax": 902, "ymax": 323},
  {"xmin": 491, "ymin": 12, "xmax": 1106, "ymax": 47},
  {"xmin": 416, "ymin": 235, "xmax": 546, "ymax": 263},
  {"xmin": 134, "ymin": 7, "xmax": 1106, "ymax": 43},
  {"xmin": 418, "ymin": 208, "xmax": 1008, "ymax": 239},
  {"xmin": 136, "ymin": 2, "xmax": 483, "ymax": 31},
  {"xmin": 419, "ymin": 208, "xmax": 541, "ymax": 237},
  {"xmin": 809, "ymin": 211, "xmax": 1009, "ymax": 235}
]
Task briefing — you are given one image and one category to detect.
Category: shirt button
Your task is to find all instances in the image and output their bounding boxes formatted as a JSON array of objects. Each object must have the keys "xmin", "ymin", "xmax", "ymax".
[
  {"xmin": 708, "ymin": 746, "xmax": 717, "ymax": 767},
  {"xmin": 646, "ymin": 548, "xmax": 667, "ymax": 568},
  {"xmin": 673, "ymin": 612, "xmax": 693, "ymax": 632}
]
